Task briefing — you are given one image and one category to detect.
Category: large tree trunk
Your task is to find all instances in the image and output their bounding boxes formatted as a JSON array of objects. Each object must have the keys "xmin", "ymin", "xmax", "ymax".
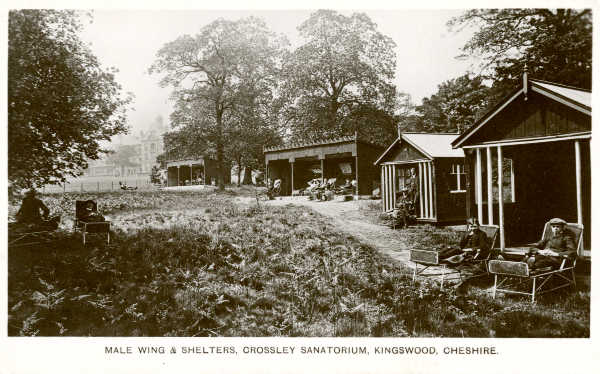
[
  {"xmin": 236, "ymin": 157, "xmax": 242, "ymax": 187},
  {"xmin": 242, "ymin": 165, "xmax": 253, "ymax": 185},
  {"xmin": 216, "ymin": 106, "xmax": 226, "ymax": 191}
]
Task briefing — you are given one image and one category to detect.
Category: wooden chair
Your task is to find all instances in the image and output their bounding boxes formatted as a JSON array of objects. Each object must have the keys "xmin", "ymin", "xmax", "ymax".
[
  {"xmin": 410, "ymin": 225, "xmax": 499, "ymax": 289},
  {"xmin": 489, "ymin": 222, "xmax": 583, "ymax": 302},
  {"xmin": 74, "ymin": 200, "xmax": 111, "ymax": 244}
]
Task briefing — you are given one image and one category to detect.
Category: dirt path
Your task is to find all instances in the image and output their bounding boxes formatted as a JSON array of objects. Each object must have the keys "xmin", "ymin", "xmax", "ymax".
[{"xmin": 253, "ymin": 196, "xmax": 413, "ymax": 267}]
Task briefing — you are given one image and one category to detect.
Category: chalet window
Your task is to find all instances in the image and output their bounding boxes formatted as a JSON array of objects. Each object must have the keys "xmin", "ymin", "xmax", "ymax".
[
  {"xmin": 451, "ymin": 164, "xmax": 466, "ymax": 193},
  {"xmin": 396, "ymin": 168, "xmax": 411, "ymax": 190}
]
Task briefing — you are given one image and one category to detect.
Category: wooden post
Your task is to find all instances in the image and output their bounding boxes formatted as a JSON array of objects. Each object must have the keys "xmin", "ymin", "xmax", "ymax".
[
  {"xmin": 498, "ymin": 146, "xmax": 505, "ymax": 251},
  {"xmin": 97, "ymin": 182, "xmax": 99, "ymax": 191},
  {"xmin": 321, "ymin": 159, "xmax": 324, "ymax": 183},
  {"xmin": 431, "ymin": 162, "xmax": 437, "ymax": 220},
  {"xmin": 81, "ymin": 182, "xmax": 83, "ymax": 191},
  {"xmin": 510, "ymin": 158, "xmax": 515, "ymax": 203},
  {"xmin": 387, "ymin": 165, "xmax": 392, "ymax": 209},
  {"xmin": 63, "ymin": 184, "xmax": 66, "ymax": 193},
  {"xmin": 190, "ymin": 164, "xmax": 193, "ymax": 185},
  {"xmin": 43, "ymin": 185, "xmax": 45, "ymax": 194},
  {"xmin": 355, "ymin": 156, "xmax": 359, "ymax": 197},
  {"xmin": 418, "ymin": 163, "xmax": 424, "ymax": 218},
  {"xmin": 112, "ymin": 181, "xmax": 114, "ymax": 190},
  {"xmin": 486, "ymin": 147, "xmax": 494, "ymax": 225},
  {"xmin": 476, "ymin": 148, "xmax": 483, "ymax": 224},
  {"xmin": 177, "ymin": 166, "xmax": 180, "ymax": 186},
  {"xmin": 428, "ymin": 162, "xmax": 434, "ymax": 219},
  {"xmin": 291, "ymin": 162, "xmax": 294, "ymax": 192},
  {"xmin": 575, "ymin": 140, "xmax": 583, "ymax": 225}
]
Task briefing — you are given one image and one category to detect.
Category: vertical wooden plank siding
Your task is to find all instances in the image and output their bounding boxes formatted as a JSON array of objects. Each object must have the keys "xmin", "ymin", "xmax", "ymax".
[
  {"xmin": 387, "ymin": 165, "xmax": 394, "ymax": 210},
  {"xmin": 422, "ymin": 162, "xmax": 429, "ymax": 218},
  {"xmin": 392, "ymin": 165, "xmax": 397, "ymax": 208},
  {"xmin": 381, "ymin": 167, "xmax": 385, "ymax": 211},
  {"xmin": 476, "ymin": 148, "xmax": 483, "ymax": 224},
  {"xmin": 497, "ymin": 146, "xmax": 505, "ymax": 251},
  {"xmin": 428, "ymin": 162, "xmax": 434, "ymax": 219},
  {"xmin": 418, "ymin": 163, "xmax": 424, "ymax": 218},
  {"xmin": 486, "ymin": 147, "xmax": 494, "ymax": 225},
  {"xmin": 432, "ymin": 162, "xmax": 438, "ymax": 220}
]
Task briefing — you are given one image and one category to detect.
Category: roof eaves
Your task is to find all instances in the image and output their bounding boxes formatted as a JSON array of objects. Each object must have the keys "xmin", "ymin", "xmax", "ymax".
[{"xmin": 530, "ymin": 81, "xmax": 591, "ymax": 112}]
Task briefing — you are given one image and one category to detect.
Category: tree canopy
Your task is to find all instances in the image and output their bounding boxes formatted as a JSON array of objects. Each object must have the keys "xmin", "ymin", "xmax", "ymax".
[
  {"xmin": 449, "ymin": 9, "xmax": 592, "ymax": 94},
  {"xmin": 150, "ymin": 17, "xmax": 288, "ymax": 190},
  {"xmin": 407, "ymin": 74, "xmax": 491, "ymax": 134},
  {"xmin": 280, "ymin": 10, "xmax": 397, "ymax": 142},
  {"xmin": 8, "ymin": 10, "xmax": 132, "ymax": 191}
]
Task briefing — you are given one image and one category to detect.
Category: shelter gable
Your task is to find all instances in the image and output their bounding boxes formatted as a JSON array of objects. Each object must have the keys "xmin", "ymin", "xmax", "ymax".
[
  {"xmin": 380, "ymin": 141, "xmax": 427, "ymax": 163},
  {"xmin": 466, "ymin": 91, "xmax": 591, "ymax": 145}
]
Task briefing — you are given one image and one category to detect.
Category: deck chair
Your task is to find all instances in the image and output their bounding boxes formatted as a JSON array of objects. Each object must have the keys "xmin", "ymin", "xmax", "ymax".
[
  {"xmin": 74, "ymin": 200, "xmax": 111, "ymax": 244},
  {"xmin": 410, "ymin": 225, "xmax": 499, "ymax": 289},
  {"xmin": 489, "ymin": 222, "xmax": 582, "ymax": 302}
]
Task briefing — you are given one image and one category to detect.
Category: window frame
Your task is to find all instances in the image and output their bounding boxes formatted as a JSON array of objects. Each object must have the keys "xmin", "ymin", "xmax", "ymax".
[{"xmin": 450, "ymin": 164, "xmax": 466, "ymax": 193}]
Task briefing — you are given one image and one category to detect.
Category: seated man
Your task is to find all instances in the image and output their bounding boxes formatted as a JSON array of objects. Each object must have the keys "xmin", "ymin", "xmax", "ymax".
[
  {"xmin": 80, "ymin": 200, "xmax": 106, "ymax": 222},
  {"xmin": 15, "ymin": 189, "xmax": 60, "ymax": 229},
  {"xmin": 519, "ymin": 218, "xmax": 576, "ymax": 270},
  {"xmin": 437, "ymin": 218, "xmax": 489, "ymax": 264}
]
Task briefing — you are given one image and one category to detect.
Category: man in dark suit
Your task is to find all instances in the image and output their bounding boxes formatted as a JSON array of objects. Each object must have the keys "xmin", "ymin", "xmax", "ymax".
[
  {"xmin": 15, "ymin": 189, "xmax": 60, "ymax": 229},
  {"xmin": 522, "ymin": 218, "xmax": 576, "ymax": 270},
  {"xmin": 438, "ymin": 217, "xmax": 490, "ymax": 263}
]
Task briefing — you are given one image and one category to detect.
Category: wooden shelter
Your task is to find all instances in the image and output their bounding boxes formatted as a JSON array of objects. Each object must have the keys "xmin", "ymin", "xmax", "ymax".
[
  {"xmin": 165, "ymin": 158, "xmax": 231, "ymax": 187},
  {"xmin": 264, "ymin": 133, "xmax": 385, "ymax": 196},
  {"xmin": 375, "ymin": 133, "xmax": 466, "ymax": 223},
  {"xmin": 451, "ymin": 74, "xmax": 591, "ymax": 258}
]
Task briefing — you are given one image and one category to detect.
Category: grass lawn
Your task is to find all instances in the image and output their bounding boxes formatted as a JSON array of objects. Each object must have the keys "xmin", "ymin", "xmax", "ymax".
[{"xmin": 7, "ymin": 189, "xmax": 590, "ymax": 337}]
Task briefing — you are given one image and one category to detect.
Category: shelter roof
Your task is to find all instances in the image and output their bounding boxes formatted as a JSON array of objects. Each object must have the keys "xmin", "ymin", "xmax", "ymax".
[
  {"xmin": 264, "ymin": 133, "xmax": 387, "ymax": 153},
  {"xmin": 374, "ymin": 133, "xmax": 464, "ymax": 165}
]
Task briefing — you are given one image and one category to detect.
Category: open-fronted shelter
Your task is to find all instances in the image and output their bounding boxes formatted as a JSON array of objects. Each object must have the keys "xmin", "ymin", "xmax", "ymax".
[
  {"xmin": 165, "ymin": 158, "xmax": 231, "ymax": 187},
  {"xmin": 375, "ymin": 133, "xmax": 466, "ymax": 223},
  {"xmin": 451, "ymin": 73, "xmax": 591, "ymax": 258},
  {"xmin": 264, "ymin": 133, "xmax": 385, "ymax": 196}
]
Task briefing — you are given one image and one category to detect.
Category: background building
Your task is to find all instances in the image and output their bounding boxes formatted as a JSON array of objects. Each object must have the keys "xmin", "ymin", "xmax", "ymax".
[{"xmin": 84, "ymin": 115, "xmax": 169, "ymax": 177}]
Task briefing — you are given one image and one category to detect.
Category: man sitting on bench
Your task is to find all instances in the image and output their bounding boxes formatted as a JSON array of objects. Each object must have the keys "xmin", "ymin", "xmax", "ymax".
[
  {"xmin": 437, "ymin": 218, "xmax": 490, "ymax": 264},
  {"xmin": 499, "ymin": 218, "xmax": 576, "ymax": 270},
  {"xmin": 15, "ymin": 189, "xmax": 60, "ymax": 230}
]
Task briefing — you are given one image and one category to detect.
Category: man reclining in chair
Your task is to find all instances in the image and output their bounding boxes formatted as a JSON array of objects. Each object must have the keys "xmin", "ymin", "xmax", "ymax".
[
  {"xmin": 80, "ymin": 200, "xmax": 107, "ymax": 222},
  {"xmin": 437, "ymin": 218, "xmax": 490, "ymax": 264},
  {"xmin": 15, "ymin": 189, "xmax": 60, "ymax": 230},
  {"xmin": 498, "ymin": 218, "xmax": 576, "ymax": 271}
]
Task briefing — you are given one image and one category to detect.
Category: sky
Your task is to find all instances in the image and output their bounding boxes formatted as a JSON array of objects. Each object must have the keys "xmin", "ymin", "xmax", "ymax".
[{"xmin": 77, "ymin": 9, "xmax": 476, "ymax": 138}]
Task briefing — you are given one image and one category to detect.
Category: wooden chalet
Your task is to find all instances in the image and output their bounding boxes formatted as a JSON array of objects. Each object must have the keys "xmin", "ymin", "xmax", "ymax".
[
  {"xmin": 375, "ymin": 133, "xmax": 466, "ymax": 223},
  {"xmin": 264, "ymin": 133, "xmax": 385, "ymax": 196},
  {"xmin": 452, "ymin": 73, "xmax": 591, "ymax": 258},
  {"xmin": 165, "ymin": 158, "xmax": 231, "ymax": 187}
]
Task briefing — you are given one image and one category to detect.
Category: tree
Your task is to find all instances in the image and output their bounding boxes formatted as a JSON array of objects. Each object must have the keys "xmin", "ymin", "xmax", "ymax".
[
  {"xmin": 408, "ymin": 74, "xmax": 491, "ymax": 133},
  {"xmin": 8, "ymin": 10, "xmax": 132, "ymax": 191},
  {"xmin": 106, "ymin": 145, "xmax": 137, "ymax": 177},
  {"xmin": 149, "ymin": 17, "xmax": 288, "ymax": 190},
  {"xmin": 448, "ymin": 9, "xmax": 592, "ymax": 96},
  {"xmin": 280, "ymin": 10, "xmax": 397, "ymax": 142}
]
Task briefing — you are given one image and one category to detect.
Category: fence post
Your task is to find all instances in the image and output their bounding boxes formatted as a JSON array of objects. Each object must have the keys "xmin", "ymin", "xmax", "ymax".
[
  {"xmin": 112, "ymin": 181, "xmax": 114, "ymax": 190},
  {"xmin": 136, "ymin": 180, "xmax": 138, "ymax": 188},
  {"xmin": 43, "ymin": 185, "xmax": 45, "ymax": 194},
  {"xmin": 97, "ymin": 182, "xmax": 100, "ymax": 191},
  {"xmin": 63, "ymin": 184, "xmax": 66, "ymax": 193}
]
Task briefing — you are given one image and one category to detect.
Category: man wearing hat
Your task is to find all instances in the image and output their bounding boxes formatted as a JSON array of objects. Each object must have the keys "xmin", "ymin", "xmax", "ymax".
[
  {"xmin": 438, "ymin": 217, "xmax": 490, "ymax": 263},
  {"xmin": 15, "ymin": 189, "xmax": 60, "ymax": 229},
  {"xmin": 521, "ymin": 218, "xmax": 576, "ymax": 270}
]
